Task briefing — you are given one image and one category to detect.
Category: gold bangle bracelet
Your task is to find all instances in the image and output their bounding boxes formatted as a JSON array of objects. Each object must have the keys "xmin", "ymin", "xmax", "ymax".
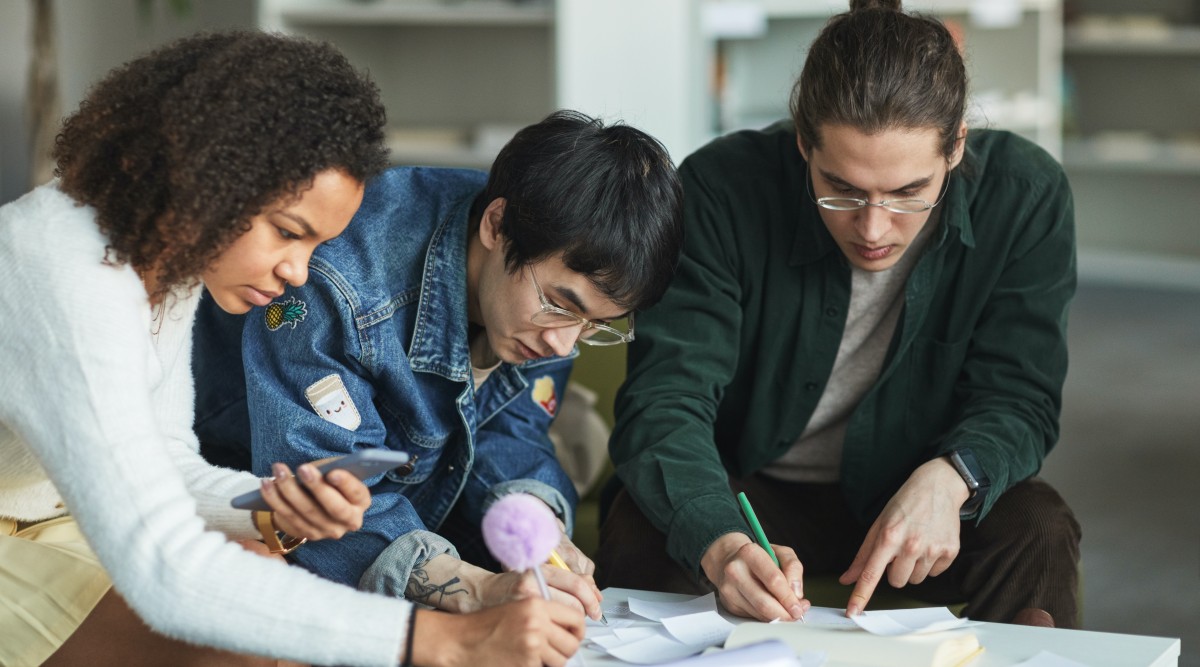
[{"xmin": 252, "ymin": 510, "xmax": 307, "ymax": 555}]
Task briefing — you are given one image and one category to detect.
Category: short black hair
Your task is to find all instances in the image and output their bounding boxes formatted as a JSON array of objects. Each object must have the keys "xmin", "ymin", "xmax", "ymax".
[
  {"xmin": 54, "ymin": 31, "xmax": 388, "ymax": 303},
  {"xmin": 471, "ymin": 110, "xmax": 683, "ymax": 312}
]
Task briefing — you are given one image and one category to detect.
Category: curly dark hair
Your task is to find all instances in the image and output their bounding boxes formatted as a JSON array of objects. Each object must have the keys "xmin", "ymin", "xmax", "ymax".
[{"xmin": 54, "ymin": 31, "xmax": 388, "ymax": 302}]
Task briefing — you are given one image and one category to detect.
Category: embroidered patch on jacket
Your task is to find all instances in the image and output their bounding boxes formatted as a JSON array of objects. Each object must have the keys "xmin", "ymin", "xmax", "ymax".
[
  {"xmin": 305, "ymin": 374, "xmax": 362, "ymax": 431},
  {"xmin": 531, "ymin": 375, "xmax": 558, "ymax": 417},
  {"xmin": 264, "ymin": 297, "xmax": 307, "ymax": 331}
]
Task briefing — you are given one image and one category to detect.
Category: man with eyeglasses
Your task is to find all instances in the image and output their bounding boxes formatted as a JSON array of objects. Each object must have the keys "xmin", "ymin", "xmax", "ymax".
[
  {"xmin": 596, "ymin": 2, "xmax": 1079, "ymax": 630},
  {"xmin": 190, "ymin": 110, "xmax": 682, "ymax": 620}
]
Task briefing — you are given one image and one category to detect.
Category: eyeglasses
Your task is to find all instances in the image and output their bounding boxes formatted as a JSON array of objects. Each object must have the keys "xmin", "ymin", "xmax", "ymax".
[
  {"xmin": 528, "ymin": 266, "xmax": 635, "ymax": 346},
  {"xmin": 807, "ymin": 163, "xmax": 951, "ymax": 214}
]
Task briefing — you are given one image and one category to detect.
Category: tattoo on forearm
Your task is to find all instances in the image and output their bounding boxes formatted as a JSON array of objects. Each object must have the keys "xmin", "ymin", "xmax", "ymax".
[{"xmin": 406, "ymin": 566, "xmax": 468, "ymax": 605}]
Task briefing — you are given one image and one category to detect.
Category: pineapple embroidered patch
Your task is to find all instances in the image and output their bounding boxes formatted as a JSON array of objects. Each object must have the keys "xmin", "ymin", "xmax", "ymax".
[
  {"xmin": 305, "ymin": 374, "xmax": 361, "ymax": 431},
  {"xmin": 264, "ymin": 297, "xmax": 307, "ymax": 331},
  {"xmin": 531, "ymin": 376, "xmax": 558, "ymax": 417}
]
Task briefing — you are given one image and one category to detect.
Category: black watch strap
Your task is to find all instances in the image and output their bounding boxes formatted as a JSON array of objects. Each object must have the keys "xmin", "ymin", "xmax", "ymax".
[{"xmin": 948, "ymin": 449, "xmax": 990, "ymax": 518}]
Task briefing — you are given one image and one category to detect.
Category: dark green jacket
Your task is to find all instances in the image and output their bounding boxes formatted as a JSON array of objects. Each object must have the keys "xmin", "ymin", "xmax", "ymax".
[{"xmin": 610, "ymin": 122, "xmax": 1076, "ymax": 574}]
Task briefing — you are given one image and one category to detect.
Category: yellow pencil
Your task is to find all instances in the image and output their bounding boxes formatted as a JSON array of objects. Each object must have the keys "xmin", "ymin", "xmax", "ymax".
[
  {"xmin": 547, "ymin": 550, "xmax": 569, "ymax": 570},
  {"xmin": 547, "ymin": 549, "xmax": 607, "ymax": 625}
]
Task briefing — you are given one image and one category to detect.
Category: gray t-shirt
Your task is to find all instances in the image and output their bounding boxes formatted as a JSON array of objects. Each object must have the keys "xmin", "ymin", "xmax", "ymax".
[{"xmin": 763, "ymin": 211, "xmax": 938, "ymax": 483}]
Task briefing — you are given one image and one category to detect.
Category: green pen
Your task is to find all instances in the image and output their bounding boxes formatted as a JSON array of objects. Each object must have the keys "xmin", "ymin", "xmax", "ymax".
[{"xmin": 737, "ymin": 491, "xmax": 780, "ymax": 568}]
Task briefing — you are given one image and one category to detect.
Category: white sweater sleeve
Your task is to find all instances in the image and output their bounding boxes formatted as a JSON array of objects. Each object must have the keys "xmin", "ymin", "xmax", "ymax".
[
  {"xmin": 148, "ymin": 288, "xmax": 265, "ymax": 541},
  {"xmin": 0, "ymin": 187, "xmax": 409, "ymax": 666}
]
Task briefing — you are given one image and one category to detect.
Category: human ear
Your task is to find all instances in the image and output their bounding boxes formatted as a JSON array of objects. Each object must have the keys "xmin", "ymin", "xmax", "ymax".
[
  {"xmin": 949, "ymin": 121, "xmax": 968, "ymax": 170},
  {"xmin": 479, "ymin": 197, "xmax": 507, "ymax": 251},
  {"xmin": 796, "ymin": 134, "xmax": 811, "ymax": 162}
]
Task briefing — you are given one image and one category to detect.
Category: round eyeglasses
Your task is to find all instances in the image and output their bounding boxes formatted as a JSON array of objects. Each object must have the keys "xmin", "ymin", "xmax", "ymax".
[
  {"xmin": 807, "ymin": 163, "xmax": 951, "ymax": 214},
  {"xmin": 528, "ymin": 266, "xmax": 634, "ymax": 346}
]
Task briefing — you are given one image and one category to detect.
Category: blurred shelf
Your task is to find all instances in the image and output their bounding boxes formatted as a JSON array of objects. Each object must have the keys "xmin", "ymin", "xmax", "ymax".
[
  {"xmin": 750, "ymin": 0, "xmax": 1056, "ymax": 19},
  {"xmin": 280, "ymin": 1, "xmax": 552, "ymax": 27},
  {"xmin": 1065, "ymin": 25, "xmax": 1200, "ymax": 55},
  {"xmin": 386, "ymin": 145, "xmax": 496, "ymax": 169},
  {"xmin": 1063, "ymin": 139, "xmax": 1200, "ymax": 175},
  {"xmin": 1078, "ymin": 249, "xmax": 1200, "ymax": 291}
]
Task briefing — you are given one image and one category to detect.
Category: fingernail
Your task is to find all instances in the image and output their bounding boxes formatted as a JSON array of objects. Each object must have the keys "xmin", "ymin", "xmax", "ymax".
[
  {"xmin": 790, "ymin": 604, "xmax": 805, "ymax": 620},
  {"xmin": 298, "ymin": 464, "xmax": 318, "ymax": 483},
  {"xmin": 272, "ymin": 463, "xmax": 289, "ymax": 481},
  {"xmin": 847, "ymin": 604, "xmax": 860, "ymax": 617},
  {"xmin": 260, "ymin": 478, "xmax": 273, "ymax": 494},
  {"xmin": 791, "ymin": 581, "xmax": 802, "ymax": 598}
]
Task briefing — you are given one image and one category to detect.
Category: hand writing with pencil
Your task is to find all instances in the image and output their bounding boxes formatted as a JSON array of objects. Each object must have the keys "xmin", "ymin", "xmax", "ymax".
[
  {"xmin": 480, "ymin": 516, "xmax": 603, "ymax": 621},
  {"xmin": 541, "ymin": 522, "xmax": 605, "ymax": 622},
  {"xmin": 550, "ymin": 518, "xmax": 596, "ymax": 577},
  {"xmin": 471, "ymin": 512, "xmax": 600, "ymax": 621}
]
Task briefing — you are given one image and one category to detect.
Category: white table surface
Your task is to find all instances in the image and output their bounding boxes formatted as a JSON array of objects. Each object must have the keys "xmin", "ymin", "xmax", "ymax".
[{"xmin": 581, "ymin": 588, "xmax": 1181, "ymax": 667}]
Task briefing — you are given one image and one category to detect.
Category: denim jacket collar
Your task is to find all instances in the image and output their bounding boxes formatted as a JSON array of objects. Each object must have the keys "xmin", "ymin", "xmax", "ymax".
[
  {"xmin": 405, "ymin": 196, "xmax": 577, "ymax": 389},
  {"xmin": 408, "ymin": 195, "xmax": 474, "ymax": 384}
]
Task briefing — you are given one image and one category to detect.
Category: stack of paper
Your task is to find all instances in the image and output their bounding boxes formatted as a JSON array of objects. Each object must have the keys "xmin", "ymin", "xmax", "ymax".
[
  {"xmin": 726, "ymin": 608, "xmax": 982, "ymax": 667},
  {"xmin": 585, "ymin": 593, "xmax": 738, "ymax": 664},
  {"xmin": 655, "ymin": 639, "xmax": 820, "ymax": 667}
]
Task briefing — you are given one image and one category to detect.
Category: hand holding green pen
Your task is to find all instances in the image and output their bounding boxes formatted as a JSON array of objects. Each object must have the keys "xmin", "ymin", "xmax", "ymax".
[
  {"xmin": 737, "ymin": 491, "xmax": 805, "ymax": 622},
  {"xmin": 737, "ymin": 492, "xmax": 780, "ymax": 567}
]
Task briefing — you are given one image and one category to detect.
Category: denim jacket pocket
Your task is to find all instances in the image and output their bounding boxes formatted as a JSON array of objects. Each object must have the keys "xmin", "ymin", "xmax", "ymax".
[{"xmin": 380, "ymin": 439, "xmax": 444, "ymax": 485}]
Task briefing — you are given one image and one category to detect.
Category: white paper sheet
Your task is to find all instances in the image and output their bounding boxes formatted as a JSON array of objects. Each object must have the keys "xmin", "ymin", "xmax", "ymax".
[
  {"xmin": 588, "ymin": 617, "xmax": 642, "ymax": 629},
  {"xmin": 591, "ymin": 626, "xmax": 663, "ymax": 650},
  {"xmin": 628, "ymin": 592, "xmax": 718, "ymax": 622},
  {"xmin": 648, "ymin": 639, "xmax": 823, "ymax": 667},
  {"xmin": 791, "ymin": 606, "xmax": 859, "ymax": 628},
  {"xmin": 660, "ymin": 611, "xmax": 737, "ymax": 646},
  {"xmin": 590, "ymin": 594, "xmax": 734, "ymax": 664},
  {"xmin": 605, "ymin": 632, "xmax": 708, "ymax": 664},
  {"xmin": 851, "ymin": 607, "xmax": 972, "ymax": 636}
]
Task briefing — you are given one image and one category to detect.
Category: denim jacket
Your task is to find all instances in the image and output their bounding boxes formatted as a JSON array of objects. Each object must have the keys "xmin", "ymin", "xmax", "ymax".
[{"xmin": 193, "ymin": 167, "xmax": 578, "ymax": 589}]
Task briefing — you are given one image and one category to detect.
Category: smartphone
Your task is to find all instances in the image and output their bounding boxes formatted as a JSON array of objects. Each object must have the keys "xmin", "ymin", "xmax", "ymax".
[{"xmin": 230, "ymin": 449, "xmax": 411, "ymax": 511}]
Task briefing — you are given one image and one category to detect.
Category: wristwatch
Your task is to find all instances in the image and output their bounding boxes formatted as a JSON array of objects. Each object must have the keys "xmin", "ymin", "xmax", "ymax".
[{"xmin": 947, "ymin": 448, "xmax": 990, "ymax": 518}]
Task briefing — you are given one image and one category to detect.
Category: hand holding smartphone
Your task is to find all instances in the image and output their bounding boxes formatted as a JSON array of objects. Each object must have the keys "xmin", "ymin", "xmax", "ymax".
[{"xmin": 230, "ymin": 449, "xmax": 410, "ymax": 511}]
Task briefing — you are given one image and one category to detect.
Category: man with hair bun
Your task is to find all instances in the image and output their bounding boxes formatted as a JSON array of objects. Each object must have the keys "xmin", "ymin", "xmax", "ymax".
[{"xmin": 598, "ymin": 0, "xmax": 1080, "ymax": 629}]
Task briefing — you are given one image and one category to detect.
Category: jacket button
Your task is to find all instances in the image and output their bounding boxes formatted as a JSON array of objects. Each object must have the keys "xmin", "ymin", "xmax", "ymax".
[
  {"xmin": 825, "ymin": 307, "xmax": 838, "ymax": 317},
  {"xmin": 395, "ymin": 455, "xmax": 417, "ymax": 476},
  {"xmin": 805, "ymin": 382, "xmax": 818, "ymax": 391}
]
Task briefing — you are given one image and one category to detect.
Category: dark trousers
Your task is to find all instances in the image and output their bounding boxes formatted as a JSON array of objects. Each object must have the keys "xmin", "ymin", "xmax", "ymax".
[{"xmin": 595, "ymin": 475, "xmax": 1081, "ymax": 628}]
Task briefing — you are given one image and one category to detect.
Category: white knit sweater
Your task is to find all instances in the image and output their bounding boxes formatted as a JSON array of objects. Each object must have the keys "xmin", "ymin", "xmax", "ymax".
[{"xmin": 0, "ymin": 184, "xmax": 409, "ymax": 666}]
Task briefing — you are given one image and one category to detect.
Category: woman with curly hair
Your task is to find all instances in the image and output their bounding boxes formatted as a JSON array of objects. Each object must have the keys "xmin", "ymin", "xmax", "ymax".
[{"xmin": 0, "ymin": 31, "xmax": 583, "ymax": 667}]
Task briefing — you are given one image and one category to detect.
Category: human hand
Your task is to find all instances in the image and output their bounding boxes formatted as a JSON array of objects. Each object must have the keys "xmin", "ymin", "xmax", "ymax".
[
  {"xmin": 839, "ymin": 457, "xmax": 969, "ymax": 616},
  {"xmin": 478, "ymin": 565, "xmax": 603, "ymax": 621},
  {"xmin": 547, "ymin": 528, "xmax": 603, "ymax": 620},
  {"xmin": 260, "ymin": 461, "xmax": 371, "ymax": 541},
  {"xmin": 411, "ymin": 598, "xmax": 585, "ymax": 667},
  {"xmin": 700, "ymin": 532, "xmax": 809, "ymax": 622},
  {"xmin": 552, "ymin": 521, "xmax": 596, "ymax": 576}
]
